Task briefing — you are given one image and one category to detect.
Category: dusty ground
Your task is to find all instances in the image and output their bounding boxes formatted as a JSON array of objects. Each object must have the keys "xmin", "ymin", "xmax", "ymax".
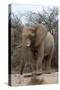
[{"xmin": 11, "ymin": 72, "xmax": 58, "ymax": 86}]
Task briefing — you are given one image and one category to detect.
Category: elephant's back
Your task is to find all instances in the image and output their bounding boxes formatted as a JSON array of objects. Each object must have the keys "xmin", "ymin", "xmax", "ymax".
[{"xmin": 44, "ymin": 32, "xmax": 54, "ymax": 56}]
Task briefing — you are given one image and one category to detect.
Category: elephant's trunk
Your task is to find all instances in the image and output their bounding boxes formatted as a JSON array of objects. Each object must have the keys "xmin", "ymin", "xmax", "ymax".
[
  {"xmin": 16, "ymin": 39, "xmax": 31, "ymax": 48},
  {"xmin": 16, "ymin": 39, "xmax": 27, "ymax": 48},
  {"xmin": 16, "ymin": 42, "xmax": 24, "ymax": 48}
]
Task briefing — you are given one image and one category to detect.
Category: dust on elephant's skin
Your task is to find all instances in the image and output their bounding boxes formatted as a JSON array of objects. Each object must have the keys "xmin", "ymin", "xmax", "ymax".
[{"xmin": 18, "ymin": 24, "xmax": 54, "ymax": 75}]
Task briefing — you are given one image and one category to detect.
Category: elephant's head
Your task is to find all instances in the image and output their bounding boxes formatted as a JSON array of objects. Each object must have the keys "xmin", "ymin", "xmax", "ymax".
[{"xmin": 17, "ymin": 24, "xmax": 47, "ymax": 48}]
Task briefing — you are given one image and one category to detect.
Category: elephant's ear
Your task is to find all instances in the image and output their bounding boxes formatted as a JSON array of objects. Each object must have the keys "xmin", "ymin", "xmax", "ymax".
[{"xmin": 35, "ymin": 24, "xmax": 47, "ymax": 47}]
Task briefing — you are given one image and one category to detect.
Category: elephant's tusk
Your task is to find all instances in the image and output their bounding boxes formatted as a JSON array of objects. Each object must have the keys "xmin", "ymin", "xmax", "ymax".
[
  {"xmin": 16, "ymin": 41, "xmax": 26, "ymax": 48},
  {"xmin": 16, "ymin": 43, "xmax": 23, "ymax": 48}
]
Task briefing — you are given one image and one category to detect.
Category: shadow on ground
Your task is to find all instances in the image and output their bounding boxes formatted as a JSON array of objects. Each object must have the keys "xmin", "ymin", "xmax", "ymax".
[{"xmin": 28, "ymin": 78, "xmax": 44, "ymax": 85}]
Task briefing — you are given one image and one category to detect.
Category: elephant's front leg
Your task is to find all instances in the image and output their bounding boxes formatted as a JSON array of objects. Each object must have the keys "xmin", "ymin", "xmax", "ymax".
[
  {"xmin": 36, "ymin": 55, "xmax": 44, "ymax": 74},
  {"xmin": 26, "ymin": 48, "xmax": 36, "ymax": 77},
  {"xmin": 46, "ymin": 49, "xmax": 53, "ymax": 74},
  {"xmin": 36, "ymin": 42, "xmax": 44, "ymax": 74},
  {"xmin": 31, "ymin": 59, "xmax": 37, "ymax": 78}
]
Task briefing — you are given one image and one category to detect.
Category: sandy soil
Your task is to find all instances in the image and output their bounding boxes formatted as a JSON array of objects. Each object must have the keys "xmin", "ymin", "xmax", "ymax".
[{"xmin": 11, "ymin": 72, "xmax": 58, "ymax": 86}]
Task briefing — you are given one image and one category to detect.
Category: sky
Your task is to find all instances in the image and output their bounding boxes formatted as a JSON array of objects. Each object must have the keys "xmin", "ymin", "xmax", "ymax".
[
  {"xmin": 11, "ymin": 4, "xmax": 58, "ymax": 25},
  {"xmin": 11, "ymin": 4, "xmax": 56, "ymax": 16}
]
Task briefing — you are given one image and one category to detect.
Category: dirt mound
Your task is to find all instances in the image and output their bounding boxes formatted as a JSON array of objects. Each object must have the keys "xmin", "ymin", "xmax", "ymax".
[{"xmin": 11, "ymin": 72, "xmax": 58, "ymax": 86}]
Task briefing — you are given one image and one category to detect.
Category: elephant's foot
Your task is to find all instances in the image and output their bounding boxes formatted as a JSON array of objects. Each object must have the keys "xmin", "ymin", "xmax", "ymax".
[
  {"xmin": 36, "ymin": 71, "xmax": 43, "ymax": 76},
  {"xmin": 39, "ymin": 68, "xmax": 43, "ymax": 74},
  {"xmin": 32, "ymin": 71, "xmax": 37, "ymax": 79},
  {"xmin": 45, "ymin": 68, "xmax": 52, "ymax": 74},
  {"xmin": 36, "ymin": 67, "xmax": 43, "ymax": 75}
]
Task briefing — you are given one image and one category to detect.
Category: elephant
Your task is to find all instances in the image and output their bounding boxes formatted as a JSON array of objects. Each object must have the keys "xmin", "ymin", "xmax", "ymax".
[{"xmin": 17, "ymin": 23, "xmax": 54, "ymax": 76}]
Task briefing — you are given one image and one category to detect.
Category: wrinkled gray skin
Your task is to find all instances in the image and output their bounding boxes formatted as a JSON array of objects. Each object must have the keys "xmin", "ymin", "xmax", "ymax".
[{"xmin": 18, "ymin": 24, "xmax": 54, "ymax": 77}]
